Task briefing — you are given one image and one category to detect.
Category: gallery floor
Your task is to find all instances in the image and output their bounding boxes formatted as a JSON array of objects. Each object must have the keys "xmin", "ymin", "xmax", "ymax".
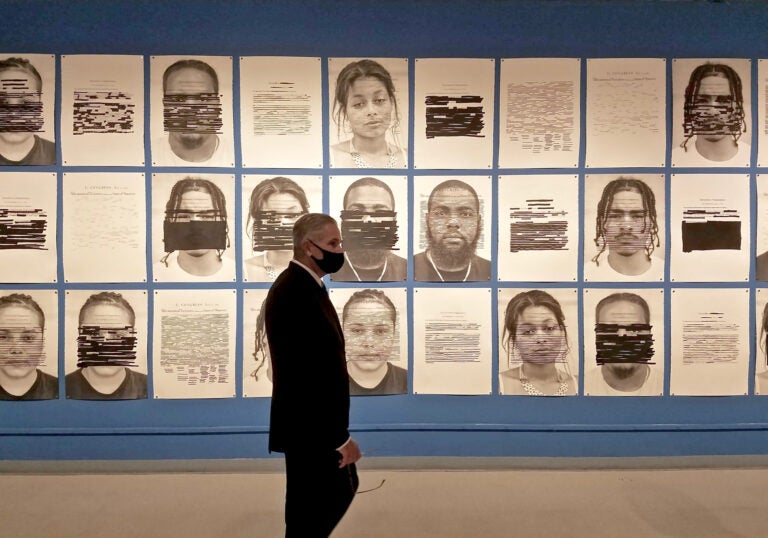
[{"xmin": 1, "ymin": 457, "xmax": 765, "ymax": 538}]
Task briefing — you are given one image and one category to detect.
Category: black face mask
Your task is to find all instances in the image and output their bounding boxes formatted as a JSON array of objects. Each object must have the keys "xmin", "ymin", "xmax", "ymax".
[
  {"xmin": 163, "ymin": 221, "xmax": 227, "ymax": 252},
  {"xmin": 309, "ymin": 240, "xmax": 345, "ymax": 274}
]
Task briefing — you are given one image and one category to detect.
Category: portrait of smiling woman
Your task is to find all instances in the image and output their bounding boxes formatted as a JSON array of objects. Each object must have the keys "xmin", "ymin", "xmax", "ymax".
[
  {"xmin": 499, "ymin": 289, "xmax": 577, "ymax": 396},
  {"xmin": 330, "ymin": 58, "xmax": 408, "ymax": 169}
]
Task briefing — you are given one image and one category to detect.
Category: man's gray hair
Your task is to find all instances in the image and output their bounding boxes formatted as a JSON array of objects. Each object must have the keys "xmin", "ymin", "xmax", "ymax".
[{"xmin": 293, "ymin": 213, "xmax": 337, "ymax": 256}]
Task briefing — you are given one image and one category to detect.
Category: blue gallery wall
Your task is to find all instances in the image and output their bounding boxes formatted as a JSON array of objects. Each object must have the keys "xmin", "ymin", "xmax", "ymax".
[{"xmin": 2, "ymin": 0, "xmax": 768, "ymax": 460}]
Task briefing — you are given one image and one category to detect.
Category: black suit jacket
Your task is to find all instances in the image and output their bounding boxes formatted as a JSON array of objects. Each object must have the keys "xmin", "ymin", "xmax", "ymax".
[{"xmin": 265, "ymin": 262, "xmax": 350, "ymax": 453}]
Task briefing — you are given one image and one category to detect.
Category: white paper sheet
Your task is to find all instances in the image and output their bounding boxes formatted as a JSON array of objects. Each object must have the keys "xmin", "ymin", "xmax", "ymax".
[
  {"xmin": 670, "ymin": 174, "xmax": 749, "ymax": 282},
  {"xmin": 586, "ymin": 58, "xmax": 665, "ymax": 168},
  {"xmin": 672, "ymin": 58, "xmax": 751, "ymax": 168},
  {"xmin": 413, "ymin": 175, "xmax": 492, "ymax": 282},
  {"xmin": 242, "ymin": 288, "xmax": 271, "ymax": 398},
  {"xmin": 414, "ymin": 58, "xmax": 495, "ymax": 169},
  {"xmin": 498, "ymin": 58, "xmax": 580, "ymax": 169},
  {"xmin": 0, "ymin": 172, "xmax": 57, "ymax": 282},
  {"xmin": 328, "ymin": 57, "xmax": 408, "ymax": 169},
  {"xmin": 61, "ymin": 55, "xmax": 144, "ymax": 166},
  {"xmin": 670, "ymin": 288, "xmax": 749, "ymax": 396},
  {"xmin": 152, "ymin": 289, "xmax": 236, "ymax": 399},
  {"xmin": 329, "ymin": 175, "xmax": 408, "ymax": 282},
  {"xmin": 497, "ymin": 174, "xmax": 578, "ymax": 281},
  {"xmin": 62, "ymin": 172, "xmax": 146, "ymax": 283},
  {"xmin": 497, "ymin": 287, "xmax": 579, "ymax": 395},
  {"xmin": 240, "ymin": 56, "xmax": 322, "ymax": 168},
  {"xmin": 583, "ymin": 173, "xmax": 666, "ymax": 282},
  {"xmin": 241, "ymin": 174, "xmax": 322, "ymax": 282},
  {"xmin": 150, "ymin": 55, "xmax": 234, "ymax": 167},
  {"xmin": 151, "ymin": 173, "xmax": 236, "ymax": 283},
  {"xmin": 413, "ymin": 288, "xmax": 491, "ymax": 395},
  {"xmin": 0, "ymin": 53, "xmax": 56, "ymax": 163},
  {"xmin": 583, "ymin": 288, "xmax": 665, "ymax": 397}
]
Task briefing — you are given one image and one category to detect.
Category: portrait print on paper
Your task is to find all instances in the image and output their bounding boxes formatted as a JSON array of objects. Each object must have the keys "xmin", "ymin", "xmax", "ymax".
[
  {"xmin": 152, "ymin": 173, "xmax": 236, "ymax": 283},
  {"xmin": 330, "ymin": 288, "xmax": 408, "ymax": 396},
  {"xmin": 583, "ymin": 288, "xmax": 664, "ymax": 397},
  {"xmin": 242, "ymin": 175, "xmax": 322, "ymax": 282},
  {"xmin": 584, "ymin": 174, "xmax": 665, "ymax": 282},
  {"xmin": 413, "ymin": 176, "xmax": 492, "ymax": 282},
  {"xmin": 150, "ymin": 56, "xmax": 234, "ymax": 167},
  {"xmin": 754, "ymin": 174, "xmax": 768, "ymax": 281},
  {"xmin": 498, "ymin": 288, "xmax": 578, "ymax": 396},
  {"xmin": 0, "ymin": 290, "xmax": 58, "ymax": 400},
  {"xmin": 755, "ymin": 290, "xmax": 768, "ymax": 395},
  {"xmin": 672, "ymin": 58, "xmax": 751, "ymax": 168},
  {"xmin": 0, "ymin": 54, "xmax": 55, "ymax": 166},
  {"xmin": 242, "ymin": 289, "xmax": 271, "ymax": 398},
  {"xmin": 329, "ymin": 175, "xmax": 407, "ymax": 282},
  {"xmin": 64, "ymin": 290, "xmax": 148, "ymax": 400},
  {"xmin": 328, "ymin": 57, "xmax": 408, "ymax": 169}
]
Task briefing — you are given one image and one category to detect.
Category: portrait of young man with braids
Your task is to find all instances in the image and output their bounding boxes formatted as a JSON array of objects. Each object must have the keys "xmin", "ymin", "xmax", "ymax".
[
  {"xmin": 672, "ymin": 62, "xmax": 750, "ymax": 167},
  {"xmin": 585, "ymin": 177, "xmax": 663, "ymax": 282},
  {"xmin": 153, "ymin": 176, "xmax": 236, "ymax": 282}
]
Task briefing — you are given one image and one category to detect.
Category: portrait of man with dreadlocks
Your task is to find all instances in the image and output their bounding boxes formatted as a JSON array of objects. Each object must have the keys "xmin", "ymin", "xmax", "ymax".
[
  {"xmin": 153, "ymin": 175, "xmax": 236, "ymax": 282},
  {"xmin": 585, "ymin": 176, "xmax": 664, "ymax": 282},
  {"xmin": 672, "ymin": 61, "xmax": 750, "ymax": 167}
]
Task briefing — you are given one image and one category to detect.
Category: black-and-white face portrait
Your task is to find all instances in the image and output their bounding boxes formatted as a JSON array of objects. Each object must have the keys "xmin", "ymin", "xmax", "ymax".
[
  {"xmin": 64, "ymin": 289, "xmax": 148, "ymax": 400},
  {"xmin": 330, "ymin": 175, "xmax": 407, "ymax": 282},
  {"xmin": 413, "ymin": 176, "xmax": 492, "ymax": 282},
  {"xmin": 756, "ymin": 290, "xmax": 768, "ymax": 395},
  {"xmin": 242, "ymin": 174, "xmax": 322, "ymax": 282},
  {"xmin": 0, "ymin": 54, "xmax": 55, "ymax": 166},
  {"xmin": 0, "ymin": 290, "xmax": 58, "ymax": 400},
  {"xmin": 497, "ymin": 288, "xmax": 578, "ymax": 396},
  {"xmin": 672, "ymin": 58, "xmax": 751, "ymax": 168},
  {"xmin": 331, "ymin": 287, "xmax": 407, "ymax": 396},
  {"xmin": 328, "ymin": 57, "xmax": 408, "ymax": 169},
  {"xmin": 242, "ymin": 289, "xmax": 271, "ymax": 398},
  {"xmin": 150, "ymin": 56, "xmax": 234, "ymax": 167},
  {"xmin": 152, "ymin": 173, "xmax": 236, "ymax": 283},
  {"xmin": 583, "ymin": 288, "xmax": 664, "ymax": 397},
  {"xmin": 584, "ymin": 174, "xmax": 665, "ymax": 282}
]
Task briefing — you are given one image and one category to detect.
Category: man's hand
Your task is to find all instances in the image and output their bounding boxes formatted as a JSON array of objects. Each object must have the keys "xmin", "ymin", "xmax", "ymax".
[{"xmin": 337, "ymin": 438, "xmax": 362, "ymax": 468}]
